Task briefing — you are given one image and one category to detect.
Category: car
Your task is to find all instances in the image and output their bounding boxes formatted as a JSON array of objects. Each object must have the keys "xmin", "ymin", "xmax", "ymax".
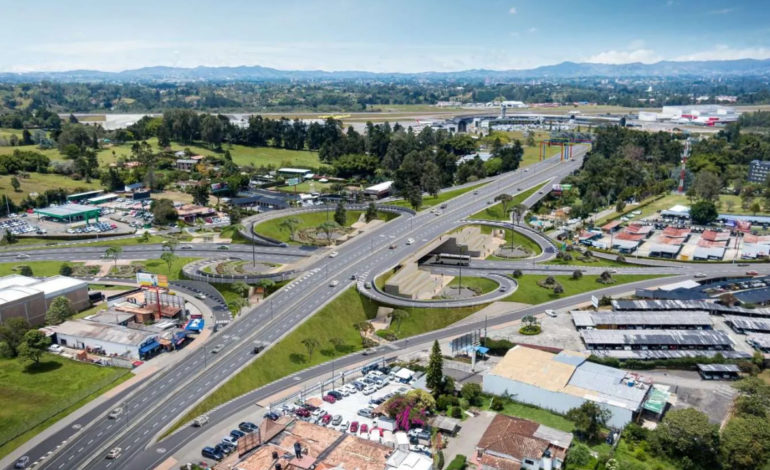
[
  {"xmin": 350, "ymin": 421, "xmax": 359, "ymax": 433},
  {"xmin": 545, "ymin": 309, "xmax": 557, "ymax": 318},
  {"xmin": 295, "ymin": 408, "xmax": 311, "ymax": 417},
  {"xmin": 339, "ymin": 420, "xmax": 350, "ymax": 431},
  {"xmin": 500, "ymin": 286, "xmax": 507, "ymax": 292},
  {"xmin": 202, "ymin": 446, "xmax": 223, "ymax": 461},
  {"xmin": 323, "ymin": 394, "xmax": 337, "ymax": 403},
  {"xmin": 609, "ymin": 269, "xmax": 618, "ymax": 274},
  {"xmin": 329, "ymin": 280, "xmax": 339, "ymax": 287},
  {"xmin": 473, "ymin": 190, "xmax": 479, "ymax": 195},
  {"xmin": 538, "ymin": 190, "xmax": 544, "ymax": 194},
  {"xmin": 363, "ymin": 386, "xmax": 376, "ymax": 395},
  {"xmin": 358, "ymin": 408, "xmax": 373, "ymax": 418},
  {"xmin": 211, "ymin": 344, "xmax": 225, "ymax": 353},
  {"xmin": 14, "ymin": 456, "xmax": 30, "ymax": 469},
  {"xmin": 217, "ymin": 245, "xmax": 230, "ymax": 250},
  {"xmin": 350, "ymin": 273, "xmax": 357, "ymax": 280},
  {"xmin": 328, "ymin": 390, "xmax": 343, "ymax": 399},
  {"xmin": 239, "ymin": 421, "xmax": 258, "ymax": 433},
  {"xmin": 193, "ymin": 415, "xmax": 210, "ymax": 427},
  {"xmin": 106, "ymin": 447, "xmax": 122, "ymax": 459},
  {"xmin": 221, "ymin": 436, "xmax": 237, "ymax": 447},
  {"xmin": 360, "ymin": 423, "xmax": 369, "ymax": 434},
  {"xmin": 215, "ymin": 443, "xmax": 233, "ymax": 455},
  {"xmin": 362, "ymin": 348, "xmax": 376, "ymax": 356},
  {"xmin": 195, "ymin": 292, "xmax": 207, "ymax": 300},
  {"xmin": 230, "ymin": 429, "xmax": 246, "ymax": 441},
  {"xmin": 694, "ymin": 273, "xmax": 707, "ymax": 278},
  {"xmin": 389, "ymin": 244, "xmax": 397, "ymax": 249},
  {"xmin": 16, "ymin": 253, "xmax": 29, "ymax": 259},
  {"xmin": 330, "ymin": 414, "xmax": 343, "ymax": 426},
  {"xmin": 747, "ymin": 270, "xmax": 759, "ymax": 276},
  {"xmin": 486, "ymin": 200, "xmax": 492, "ymax": 204},
  {"xmin": 364, "ymin": 282, "xmax": 372, "ymax": 289},
  {"xmin": 738, "ymin": 263, "xmax": 750, "ymax": 267},
  {"xmin": 329, "ymin": 251, "xmax": 339, "ymax": 258},
  {"xmin": 48, "ymin": 344, "xmax": 63, "ymax": 353},
  {"xmin": 524, "ymin": 168, "xmax": 529, "ymax": 172},
  {"xmin": 108, "ymin": 407, "xmax": 124, "ymax": 419},
  {"xmin": 180, "ymin": 245, "xmax": 193, "ymax": 250},
  {"xmin": 264, "ymin": 411, "xmax": 280, "ymax": 421},
  {"xmin": 406, "ymin": 238, "xmax": 415, "ymax": 245}
]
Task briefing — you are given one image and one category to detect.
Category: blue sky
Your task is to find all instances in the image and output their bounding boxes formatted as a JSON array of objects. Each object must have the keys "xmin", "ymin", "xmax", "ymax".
[{"xmin": 2, "ymin": 0, "xmax": 769, "ymax": 72}]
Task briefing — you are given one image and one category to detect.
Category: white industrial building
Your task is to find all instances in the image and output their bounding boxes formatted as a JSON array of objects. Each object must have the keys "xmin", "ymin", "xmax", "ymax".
[
  {"xmin": 482, "ymin": 346, "xmax": 652, "ymax": 429},
  {"xmin": 658, "ymin": 105, "xmax": 739, "ymax": 125},
  {"xmin": 0, "ymin": 275, "xmax": 89, "ymax": 324},
  {"xmin": 45, "ymin": 319, "xmax": 160, "ymax": 360}
]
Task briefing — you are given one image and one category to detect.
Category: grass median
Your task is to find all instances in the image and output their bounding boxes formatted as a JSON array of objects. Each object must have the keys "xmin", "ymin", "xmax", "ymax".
[
  {"xmin": 389, "ymin": 183, "xmax": 487, "ymax": 210},
  {"xmin": 503, "ymin": 273, "xmax": 665, "ymax": 305},
  {"xmin": 254, "ymin": 210, "xmax": 397, "ymax": 244},
  {"xmin": 470, "ymin": 181, "xmax": 547, "ymax": 221},
  {"xmin": 0, "ymin": 260, "xmax": 85, "ymax": 277}
]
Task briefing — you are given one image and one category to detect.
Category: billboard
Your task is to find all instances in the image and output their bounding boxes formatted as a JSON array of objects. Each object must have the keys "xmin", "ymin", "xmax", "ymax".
[
  {"xmin": 136, "ymin": 272, "xmax": 168, "ymax": 288},
  {"xmin": 286, "ymin": 178, "xmax": 301, "ymax": 186}
]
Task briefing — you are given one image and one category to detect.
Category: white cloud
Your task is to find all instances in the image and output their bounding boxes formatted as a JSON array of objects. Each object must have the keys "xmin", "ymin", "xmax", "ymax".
[
  {"xmin": 586, "ymin": 48, "xmax": 662, "ymax": 64},
  {"xmin": 528, "ymin": 27, "xmax": 538, "ymax": 33},
  {"xmin": 707, "ymin": 8, "xmax": 733, "ymax": 15},
  {"xmin": 674, "ymin": 45, "xmax": 770, "ymax": 61},
  {"xmin": 509, "ymin": 6, "xmax": 517, "ymax": 14}
]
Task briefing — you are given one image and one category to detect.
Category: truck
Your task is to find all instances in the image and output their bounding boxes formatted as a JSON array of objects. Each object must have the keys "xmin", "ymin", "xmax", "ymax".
[{"xmin": 193, "ymin": 415, "xmax": 209, "ymax": 427}]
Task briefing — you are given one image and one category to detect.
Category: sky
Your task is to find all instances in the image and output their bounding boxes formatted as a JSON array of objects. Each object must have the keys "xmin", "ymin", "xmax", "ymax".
[{"xmin": 1, "ymin": 0, "xmax": 770, "ymax": 73}]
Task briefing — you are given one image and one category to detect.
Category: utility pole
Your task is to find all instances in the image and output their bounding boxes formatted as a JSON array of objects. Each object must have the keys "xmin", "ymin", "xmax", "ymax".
[{"xmin": 251, "ymin": 221, "xmax": 256, "ymax": 266}]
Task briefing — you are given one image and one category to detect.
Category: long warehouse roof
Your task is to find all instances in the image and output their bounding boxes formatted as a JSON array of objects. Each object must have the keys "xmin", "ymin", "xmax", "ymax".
[
  {"xmin": 580, "ymin": 329, "xmax": 733, "ymax": 346},
  {"xmin": 571, "ymin": 310, "xmax": 712, "ymax": 328}
]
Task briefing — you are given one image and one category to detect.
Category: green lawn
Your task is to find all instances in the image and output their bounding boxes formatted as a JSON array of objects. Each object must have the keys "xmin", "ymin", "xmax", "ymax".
[
  {"xmin": 0, "ymin": 260, "xmax": 84, "ymax": 277},
  {"xmin": 274, "ymin": 181, "xmax": 335, "ymax": 194},
  {"xmin": 254, "ymin": 210, "xmax": 396, "ymax": 244},
  {"xmin": 390, "ymin": 183, "xmax": 487, "ymax": 210},
  {"xmin": 478, "ymin": 225, "xmax": 542, "ymax": 258},
  {"xmin": 503, "ymin": 274, "xmax": 664, "ymax": 305},
  {"xmin": 0, "ymin": 354, "xmax": 131, "ymax": 459},
  {"xmin": 72, "ymin": 303, "xmax": 108, "ymax": 320},
  {"xmin": 544, "ymin": 256, "xmax": 640, "ymax": 267},
  {"xmin": 479, "ymin": 395, "xmax": 575, "ymax": 432},
  {"xmin": 445, "ymin": 276, "xmax": 499, "ymax": 295},
  {"xmin": 470, "ymin": 182, "xmax": 547, "ymax": 221},
  {"xmin": 0, "ymin": 172, "xmax": 102, "ymax": 204}
]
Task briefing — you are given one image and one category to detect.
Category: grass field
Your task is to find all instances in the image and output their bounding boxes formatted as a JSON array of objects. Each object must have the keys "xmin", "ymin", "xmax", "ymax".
[
  {"xmin": 254, "ymin": 210, "xmax": 396, "ymax": 244},
  {"xmin": 479, "ymin": 395, "xmax": 575, "ymax": 432},
  {"xmin": 0, "ymin": 172, "xmax": 102, "ymax": 203},
  {"xmin": 0, "ymin": 354, "xmax": 130, "ymax": 459},
  {"xmin": 474, "ymin": 225, "xmax": 542, "ymax": 257},
  {"xmin": 0, "ymin": 260, "xmax": 84, "ymax": 277},
  {"xmin": 274, "ymin": 181, "xmax": 338, "ymax": 194},
  {"xmin": 470, "ymin": 182, "xmax": 547, "ymax": 221},
  {"xmin": 544, "ymin": 256, "xmax": 639, "ymax": 267},
  {"xmin": 129, "ymin": 256, "xmax": 199, "ymax": 281},
  {"xmin": 390, "ymin": 183, "xmax": 487, "ymax": 210},
  {"xmin": 444, "ymin": 276, "xmax": 499, "ymax": 295},
  {"xmin": 503, "ymin": 273, "xmax": 664, "ymax": 305}
]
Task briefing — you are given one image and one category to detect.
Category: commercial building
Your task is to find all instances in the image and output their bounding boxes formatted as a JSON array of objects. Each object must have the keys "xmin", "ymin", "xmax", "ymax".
[
  {"xmin": 0, "ymin": 274, "xmax": 89, "ymax": 324},
  {"xmin": 66, "ymin": 190, "xmax": 103, "ymax": 203},
  {"xmin": 612, "ymin": 299, "xmax": 770, "ymax": 317},
  {"xmin": 278, "ymin": 168, "xmax": 312, "ymax": 179},
  {"xmin": 482, "ymin": 346, "xmax": 652, "ymax": 429},
  {"xmin": 473, "ymin": 414, "xmax": 573, "ymax": 470},
  {"xmin": 580, "ymin": 329, "xmax": 733, "ymax": 351},
  {"xmin": 364, "ymin": 181, "xmax": 394, "ymax": 199},
  {"xmin": 176, "ymin": 159, "xmax": 197, "ymax": 171},
  {"xmin": 697, "ymin": 364, "xmax": 740, "ymax": 380},
  {"xmin": 571, "ymin": 310, "xmax": 712, "ymax": 330},
  {"xmin": 658, "ymin": 105, "xmax": 739, "ymax": 126},
  {"xmin": 748, "ymin": 160, "xmax": 770, "ymax": 183},
  {"xmin": 45, "ymin": 319, "xmax": 160, "ymax": 360},
  {"xmin": 725, "ymin": 315, "xmax": 770, "ymax": 334},
  {"xmin": 34, "ymin": 204, "xmax": 102, "ymax": 224}
]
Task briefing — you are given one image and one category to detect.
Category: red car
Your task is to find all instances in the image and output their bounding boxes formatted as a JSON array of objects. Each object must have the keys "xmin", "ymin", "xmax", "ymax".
[
  {"xmin": 295, "ymin": 408, "xmax": 310, "ymax": 417},
  {"xmin": 377, "ymin": 427, "xmax": 384, "ymax": 437},
  {"xmin": 360, "ymin": 423, "xmax": 368, "ymax": 434},
  {"xmin": 350, "ymin": 421, "xmax": 359, "ymax": 433},
  {"xmin": 747, "ymin": 270, "xmax": 759, "ymax": 276},
  {"xmin": 323, "ymin": 394, "xmax": 336, "ymax": 403},
  {"xmin": 321, "ymin": 414, "xmax": 332, "ymax": 425}
]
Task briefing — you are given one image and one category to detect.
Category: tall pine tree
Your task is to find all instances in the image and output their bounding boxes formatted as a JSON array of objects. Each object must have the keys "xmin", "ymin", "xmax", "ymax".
[{"xmin": 426, "ymin": 340, "xmax": 443, "ymax": 393}]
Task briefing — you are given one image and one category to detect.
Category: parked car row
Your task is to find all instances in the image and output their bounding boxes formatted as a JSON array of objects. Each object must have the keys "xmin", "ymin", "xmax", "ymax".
[
  {"xmin": 201, "ymin": 422, "xmax": 258, "ymax": 461},
  {"xmin": 1, "ymin": 219, "xmax": 42, "ymax": 235},
  {"xmin": 66, "ymin": 221, "xmax": 117, "ymax": 234}
]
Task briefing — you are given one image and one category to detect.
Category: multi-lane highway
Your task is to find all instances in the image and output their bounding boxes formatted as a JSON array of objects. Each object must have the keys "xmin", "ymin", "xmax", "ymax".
[
  {"xmin": 26, "ymin": 148, "xmax": 585, "ymax": 470},
  {"xmin": 26, "ymin": 143, "xmax": 768, "ymax": 470}
]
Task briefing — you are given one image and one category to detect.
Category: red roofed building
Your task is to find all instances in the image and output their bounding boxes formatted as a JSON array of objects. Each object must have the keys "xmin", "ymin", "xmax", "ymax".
[
  {"xmin": 473, "ymin": 414, "xmax": 572, "ymax": 470},
  {"xmin": 601, "ymin": 220, "xmax": 622, "ymax": 233},
  {"xmin": 625, "ymin": 224, "xmax": 653, "ymax": 236},
  {"xmin": 701, "ymin": 230, "xmax": 730, "ymax": 242},
  {"xmin": 616, "ymin": 232, "xmax": 646, "ymax": 241},
  {"xmin": 661, "ymin": 227, "xmax": 691, "ymax": 238}
]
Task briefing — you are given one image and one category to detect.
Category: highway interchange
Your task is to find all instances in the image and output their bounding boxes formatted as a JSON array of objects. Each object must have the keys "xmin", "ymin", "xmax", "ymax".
[{"xmin": 8, "ymin": 145, "xmax": 768, "ymax": 470}]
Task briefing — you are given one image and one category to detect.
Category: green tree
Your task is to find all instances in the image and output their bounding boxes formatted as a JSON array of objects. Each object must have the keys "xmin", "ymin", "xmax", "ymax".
[
  {"xmin": 190, "ymin": 184, "xmax": 210, "ymax": 206},
  {"xmin": 652, "ymin": 407, "xmax": 719, "ymax": 469},
  {"xmin": 151, "ymin": 198, "xmax": 179, "ymax": 225},
  {"xmin": 365, "ymin": 202, "xmax": 378, "ymax": 223},
  {"xmin": 329, "ymin": 337, "xmax": 345, "ymax": 352},
  {"xmin": 17, "ymin": 329, "xmax": 51, "ymax": 366},
  {"xmin": 572, "ymin": 270, "xmax": 583, "ymax": 280},
  {"xmin": 10, "ymin": 176, "xmax": 20, "ymax": 192},
  {"xmin": 565, "ymin": 443, "xmax": 592, "ymax": 467},
  {"xmin": 3, "ymin": 228, "xmax": 17, "ymax": 244},
  {"xmin": 46, "ymin": 296, "xmax": 74, "ymax": 325},
  {"xmin": 460, "ymin": 383, "xmax": 482, "ymax": 406},
  {"xmin": 59, "ymin": 264, "xmax": 73, "ymax": 276},
  {"xmin": 721, "ymin": 415, "xmax": 770, "ymax": 470},
  {"xmin": 334, "ymin": 200, "xmax": 347, "ymax": 226},
  {"xmin": 690, "ymin": 200, "xmax": 718, "ymax": 225},
  {"xmin": 19, "ymin": 265, "xmax": 32, "ymax": 276},
  {"xmin": 353, "ymin": 321, "xmax": 374, "ymax": 346},
  {"xmin": 0, "ymin": 317, "xmax": 31, "ymax": 357},
  {"xmin": 160, "ymin": 252, "xmax": 177, "ymax": 275},
  {"xmin": 426, "ymin": 340, "xmax": 444, "ymax": 393},
  {"xmin": 227, "ymin": 297, "xmax": 247, "ymax": 315},
  {"xmin": 278, "ymin": 217, "xmax": 300, "ymax": 241},
  {"xmin": 390, "ymin": 309, "xmax": 410, "ymax": 333},
  {"xmin": 162, "ymin": 238, "xmax": 178, "ymax": 254},
  {"xmin": 510, "ymin": 203, "xmax": 527, "ymax": 225},
  {"xmin": 231, "ymin": 281, "xmax": 249, "ymax": 298},
  {"xmin": 692, "ymin": 170, "xmax": 722, "ymax": 202},
  {"xmin": 406, "ymin": 186, "xmax": 422, "ymax": 211},
  {"xmin": 105, "ymin": 246, "xmax": 122, "ymax": 269},
  {"xmin": 317, "ymin": 221, "xmax": 339, "ymax": 245},
  {"xmin": 494, "ymin": 193, "xmax": 513, "ymax": 217},
  {"xmin": 565, "ymin": 402, "xmax": 610, "ymax": 443},
  {"xmin": 301, "ymin": 337, "xmax": 320, "ymax": 360},
  {"xmin": 751, "ymin": 200, "xmax": 762, "ymax": 215}
]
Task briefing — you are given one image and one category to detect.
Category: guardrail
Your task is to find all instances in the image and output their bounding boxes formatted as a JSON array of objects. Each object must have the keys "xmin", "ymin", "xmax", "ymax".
[{"xmin": 181, "ymin": 258, "xmax": 299, "ymax": 284}]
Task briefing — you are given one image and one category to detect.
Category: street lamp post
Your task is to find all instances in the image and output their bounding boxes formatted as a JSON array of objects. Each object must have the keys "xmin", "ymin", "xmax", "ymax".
[{"xmin": 251, "ymin": 221, "xmax": 256, "ymax": 266}]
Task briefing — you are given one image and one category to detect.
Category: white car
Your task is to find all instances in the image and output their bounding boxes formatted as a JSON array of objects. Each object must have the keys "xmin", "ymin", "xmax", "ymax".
[
  {"xmin": 329, "ymin": 280, "xmax": 339, "ymax": 287},
  {"xmin": 406, "ymin": 238, "xmax": 415, "ymax": 245},
  {"xmin": 362, "ymin": 386, "xmax": 376, "ymax": 395},
  {"xmin": 329, "ymin": 251, "xmax": 339, "ymax": 258},
  {"xmin": 108, "ymin": 407, "xmax": 124, "ymax": 419},
  {"xmin": 106, "ymin": 447, "xmax": 122, "ymax": 459},
  {"xmin": 48, "ymin": 344, "xmax": 63, "ymax": 353},
  {"xmin": 545, "ymin": 309, "xmax": 557, "ymax": 317},
  {"xmin": 16, "ymin": 253, "xmax": 29, "ymax": 259}
]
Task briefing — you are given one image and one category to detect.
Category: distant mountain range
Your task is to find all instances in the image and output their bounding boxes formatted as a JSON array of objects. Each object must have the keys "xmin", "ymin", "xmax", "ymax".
[{"xmin": 2, "ymin": 59, "xmax": 770, "ymax": 83}]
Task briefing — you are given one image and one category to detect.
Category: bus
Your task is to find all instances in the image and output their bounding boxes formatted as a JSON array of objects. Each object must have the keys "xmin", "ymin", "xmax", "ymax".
[{"xmin": 436, "ymin": 253, "xmax": 471, "ymax": 266}]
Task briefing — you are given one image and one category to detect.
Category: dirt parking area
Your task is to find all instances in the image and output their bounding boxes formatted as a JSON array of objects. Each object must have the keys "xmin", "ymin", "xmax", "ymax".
[{"xmin": 642, "ymin": 369, "xmax": 737, "ymax": 425}]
